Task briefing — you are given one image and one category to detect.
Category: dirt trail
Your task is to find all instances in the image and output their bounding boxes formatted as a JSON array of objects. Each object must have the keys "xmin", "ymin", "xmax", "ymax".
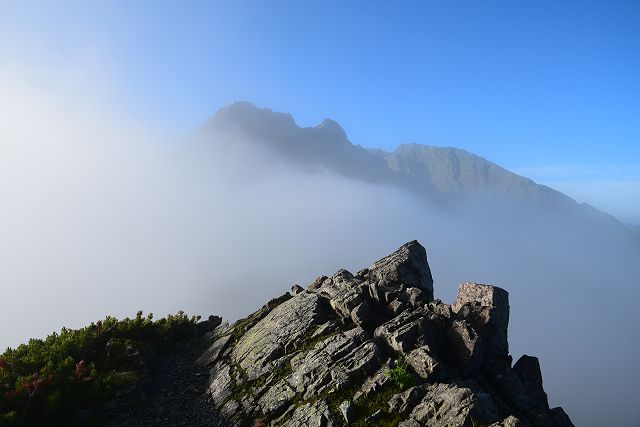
[{"xmin": 137, "ymin": 337, "xmax": 229, "ymax": 427}]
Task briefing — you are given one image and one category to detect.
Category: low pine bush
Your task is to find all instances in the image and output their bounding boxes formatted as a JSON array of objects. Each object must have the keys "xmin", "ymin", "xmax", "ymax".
[{"xmin": 0, "ymin": 311, "xmax": 200, "ymax": 426}]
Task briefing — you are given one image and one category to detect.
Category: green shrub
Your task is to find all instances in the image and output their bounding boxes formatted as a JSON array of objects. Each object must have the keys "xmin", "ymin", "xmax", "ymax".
[
  {"xmin": 0, "ymin": 311, "xmax": 200, "ymax": 426},
  {"xmin": 386, "ymin": 358, "xmax": 416, "ymax": 390}
]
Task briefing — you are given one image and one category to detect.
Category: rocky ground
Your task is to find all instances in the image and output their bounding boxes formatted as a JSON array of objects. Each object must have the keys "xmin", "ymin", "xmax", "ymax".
[
  {"xmin": 91, "ymin": 320, "xmax": 230, "ymax": 427},
  {"xmin": 200, "ymin": 241, "xmax": 575, "ymax": 427},
  {"xmin": 136, "ymin": 335, "xmax": 230, "ymax": 427}
]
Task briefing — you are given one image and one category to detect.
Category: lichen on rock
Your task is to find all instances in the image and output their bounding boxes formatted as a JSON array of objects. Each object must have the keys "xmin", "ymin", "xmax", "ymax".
[{"xmin": 202, "ymin": 241, "xmax": 574, "ymax": 426}]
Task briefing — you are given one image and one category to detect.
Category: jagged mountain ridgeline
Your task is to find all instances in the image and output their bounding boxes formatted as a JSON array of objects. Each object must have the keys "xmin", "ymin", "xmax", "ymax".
[
  {"xmin": 202, "ymin": 101, "xmax": 636, "ymax": 243},
  {"xmin": 202, "ymin": 241, "xmax": 573, "ymax": 426}
]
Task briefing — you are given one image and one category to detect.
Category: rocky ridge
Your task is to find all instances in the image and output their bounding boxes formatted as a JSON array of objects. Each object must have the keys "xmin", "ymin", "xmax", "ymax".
[{"xmin": 200, "ymin": 241, "xmax": 573, "ymax": 426}]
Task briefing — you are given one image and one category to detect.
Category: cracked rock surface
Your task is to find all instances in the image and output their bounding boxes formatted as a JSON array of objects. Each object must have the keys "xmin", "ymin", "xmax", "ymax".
[{"xmin": 202, "ymin": 240, "xmax": 574, "ymax": 427}]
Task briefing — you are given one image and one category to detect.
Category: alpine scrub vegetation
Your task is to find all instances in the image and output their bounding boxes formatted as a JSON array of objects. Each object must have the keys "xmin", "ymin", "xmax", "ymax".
[
  {"xmin": 386, "ymin": 358, "xmax": 416, "ymax": 390},
  {"xmin": 0, "ymin": 311, "xmax": 200, "ymax": 426}
]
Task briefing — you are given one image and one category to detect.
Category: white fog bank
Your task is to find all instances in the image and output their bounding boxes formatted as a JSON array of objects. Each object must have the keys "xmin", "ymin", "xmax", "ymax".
[{"xmin": 1, "ymin": 73, "xmax": 639, "ymax": 426}]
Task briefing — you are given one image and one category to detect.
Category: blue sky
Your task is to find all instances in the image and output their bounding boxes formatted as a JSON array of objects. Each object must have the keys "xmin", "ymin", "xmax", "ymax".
[{"xmin": 1, "ymin": 1, "xmax": 639, "ymax": 222}]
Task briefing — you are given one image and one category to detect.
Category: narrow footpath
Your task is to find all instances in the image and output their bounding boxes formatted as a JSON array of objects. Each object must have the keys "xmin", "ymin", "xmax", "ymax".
[{"xmin": 137, "ymin": 335, "xmax": 230, "ymax": 427}]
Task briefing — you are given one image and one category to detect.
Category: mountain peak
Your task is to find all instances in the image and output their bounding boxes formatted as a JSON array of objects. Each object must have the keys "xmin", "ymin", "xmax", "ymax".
[
  {"xmin": 314, "ymin": 118, "xmax": 347, "ymax": 139},
  {"xmin": 207, "ymin": 103, "xmax": 350, "ymax": 145},
  {"xmin": 205, "ymin": 101, "xmax": 296, "ymax": 130}
]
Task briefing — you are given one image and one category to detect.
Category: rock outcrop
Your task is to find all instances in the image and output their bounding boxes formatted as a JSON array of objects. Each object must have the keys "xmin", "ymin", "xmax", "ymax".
[{"xmin": 201, "ymin": 241, "xmax": 573, "ymax": 426}]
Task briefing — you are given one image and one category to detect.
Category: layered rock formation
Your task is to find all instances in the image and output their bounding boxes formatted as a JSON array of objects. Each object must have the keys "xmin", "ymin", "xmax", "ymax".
[{"xmin": 200, "ymin": 241, "xmax": 573, "ymax": 426}]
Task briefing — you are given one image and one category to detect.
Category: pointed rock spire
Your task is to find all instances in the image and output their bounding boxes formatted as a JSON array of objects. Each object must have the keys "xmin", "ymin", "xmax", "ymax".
[{"xmin": 367, "ymin": 240, "xmax": 434, "ymax": 301}]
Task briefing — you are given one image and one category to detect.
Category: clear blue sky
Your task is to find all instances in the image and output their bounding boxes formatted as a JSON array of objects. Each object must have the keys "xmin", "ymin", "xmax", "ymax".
[{"xmin": 1, "ymin": 1, "xmax": 639, "ymax": 222}]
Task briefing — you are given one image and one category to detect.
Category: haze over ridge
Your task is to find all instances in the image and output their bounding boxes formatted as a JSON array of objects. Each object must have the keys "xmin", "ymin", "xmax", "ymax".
[
  {"xmin": 205, "ymin": 101, "xmax": 636, "ymax": 238},
  {"xmin": 2, "ymin": 2, "xmax": 638, "ymax": 424},
  {"xmin": 1, "ymin": 82, "xmax": 638, "ymax": 426},
  {"xmin": 196, "ymin": 101, "xmax": 640, "ymax": 427}
]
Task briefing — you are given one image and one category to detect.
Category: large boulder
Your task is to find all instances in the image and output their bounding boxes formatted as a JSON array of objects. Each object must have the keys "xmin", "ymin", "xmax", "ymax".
[
  {"xmin": 452, "ymin": 282, "xmax": 510, "ymax": 362},
  {"xmin": 374, "ymin": 307, "xmax": 439, "ymax": 354},
  {"xmin": 484, "ymin": 356, "xmax": 539, "ymax": 414},
  {"xmin": 513, "ymin": 355, "xmax": 549, "ymax": 412},
  {"xmin": 408, "ymin": 381, "xmax": 502, "ymax": 426},
  {"xmin": 230, "ymin": 292, "xmax": 325, "ymax": 380},
  {"xmin": 405, "ymin": 345, "xmax": 444, "ymax": 381},
  {"xmin": 288, "ymin": 327, "xmax": 383, "ymax": 399},
  {"xmin": 367, "ymin": 240, "xmax": 434, "ymax": 300}
]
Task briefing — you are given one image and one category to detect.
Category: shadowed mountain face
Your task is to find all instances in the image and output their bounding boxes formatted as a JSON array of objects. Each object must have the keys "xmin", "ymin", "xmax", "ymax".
[
  {"xmin": 203, "ymin": 102, "xmax": 565, "ymax": 204},
  {"xmin": 203, "ymin": 102, "xmax": 635, "ymax": 243},
  {"xmin": 204, "ymin": 101, "xmax": 397, "ymax": 185},
  {"xmin": 197, "ymin": 102, "xmax": 640, "ymax": 427},
  {"xmin": 387, "ymin": 143, "xmax": 571, "ymax": 206}
]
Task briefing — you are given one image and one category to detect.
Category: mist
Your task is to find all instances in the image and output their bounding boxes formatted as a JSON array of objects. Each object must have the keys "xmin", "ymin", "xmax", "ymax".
[{"xmin": 1, "ymin": 74, "xmax": 639, "ymax": 426}]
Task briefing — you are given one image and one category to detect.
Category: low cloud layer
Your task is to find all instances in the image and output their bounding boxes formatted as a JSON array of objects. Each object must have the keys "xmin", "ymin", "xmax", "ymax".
[
  {"xmin": 1, "ymin": 71, "xmax": 639, "ymax": 426},
  {"xmin": 543, "ymin": 180, "xmax": 640, "ymax": 224},
  {"xmin": 513, "ymin": 164, "xmax": 640, "ymax": 224}
]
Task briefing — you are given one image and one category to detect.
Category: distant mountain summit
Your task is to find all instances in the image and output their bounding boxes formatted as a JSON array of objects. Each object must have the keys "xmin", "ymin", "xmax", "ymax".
[
  {"xmin": 203, "ymin": 103, "xmax": 571, "ymax": 204},
  {"xmin": 202, "ymin": 102, "xmax": 635, "ymax": 243}
]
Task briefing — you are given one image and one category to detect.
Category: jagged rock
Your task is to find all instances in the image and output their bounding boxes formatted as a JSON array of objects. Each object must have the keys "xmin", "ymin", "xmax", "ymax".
[
  {"xmin": 220, "ymin": 398, "xmax": 241, "ymax": 418},
  {"xmin": 350, "ymin": 300, "xmax": 377, "ymax": 329},
  {"xmin": 279, "ymin": 400, "xmax": 338, "ymax": 427},
  {"xmin": 511, "ymin": 355, "xmax": 556, "ymax": 426},
  {"xmin": 374, "ymin": 307, "xmax": 437, "ymax": 354},
  {"xmin": 409, "ymin": 381, "xmax": 501, "ymax": 426},
  {"xmin": 338, "ymin": 400, "xmax": 354, "ymax": 424},
  {"xmin": 485, "ymin": 356, "xmax": 538, "ymax": 413},
  {"xmin": 289, "ymin": 327, "xmax": 383, "ymax": 399},
  {"xmin": 202, "ymin": 241, "xmax": 572, "ymax": 426},
  {"xmin": 388, "ymin": 298, "xmax": 410, "ymax": 315},
  {"xmin": 446, "ymin": 320, "xmax": 483, "ymax": 376},
  {"xmin": 367, "ymin": 281, "xmax": 387, "ymax": 304},
  {"xmin": 313, "ymin": 269, "xmax": 366, "ymax": 320},
  {"xmin": 404, "ymin": 286, "xmax": 426, "ymax": 307},
  {"xmin": 290, "ymin": 284, "xmax": 305, "ymax": 295},
  {"xmin": 197, "ymin": 334, "xmax": 232, "ymax": 367},
  {"xmin": 197, "ymin": 315, "xmax": 223, "ymax": 336},
  {"xmin": 352, "ymin": 362, "xmax": 391, "ymax": 401},
  {"xmin": 311, "ymin": 321, "xmax": 339, "ymax": 339},
  {"xmin": 365, "ymin": 409, "xmax": 384, "ymax": 423},
  {"xmin": 513, "ymin": 355, "xmax": 549, "ymax": 412},
  {"xmin": 406, "ymin": 345, "xmax": 444, "ymax": 381},
  {"xmin": 368, "ymin": 240, "xmax": 434, "ymax": 300},
  {"xmin": 230, "ymin": 292, "xmax": 324, "ymax": 380},
  {"xmin": 207, "ymin": 363, "xmax": 232, "ymax": 408},
  {"xmin": 355, "ymin": 267, "xmax": 370, "ymax": 279},
  {"xmin": 452, "ymin": 282, "xmax": 509, "ymax": 362},
  {"xmin": 427, "ymin": 299, "xmax": 453, "ymax": 318},
  {"xmin": 388, "ymin": 385, "xmax": 426, "ymax": 415},
  {"xmin": 550, "ymin": 407, "xmax": 575, "ymax": 427},
  {"xmin": 489, "ymin": 415, "xmax": 528, "ymax": 427},
  {"xmin": 203, "ymin": 320, "xmax": 230, "ymax": 342},
  {"xmin": 306, "ymin": 275, "xmax": 329, "ymax": 291},
  {"xmin": 258, "ymin": 378, "xmax": 296, "ymax": 417}
]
